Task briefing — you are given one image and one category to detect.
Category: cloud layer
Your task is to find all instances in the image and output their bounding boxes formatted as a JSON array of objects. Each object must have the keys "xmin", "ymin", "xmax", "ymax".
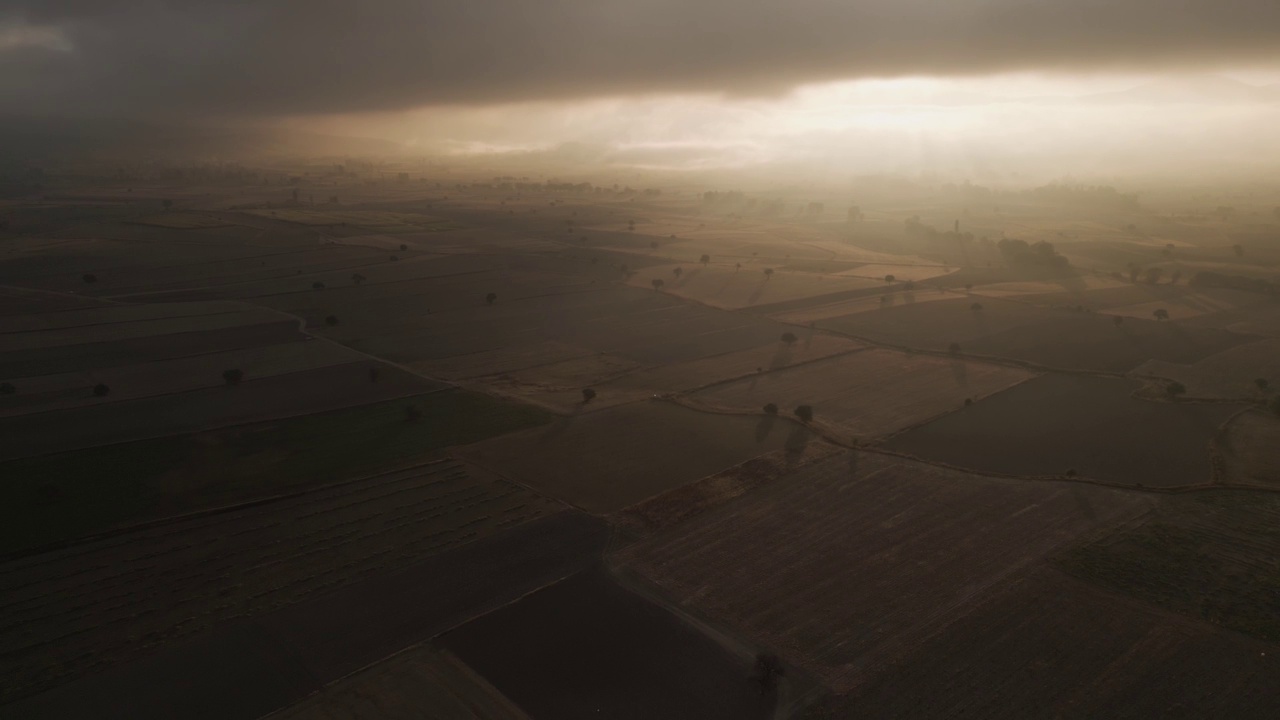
[{"xmin": 3, "ymin": 0, "xmax": 1279, "ymax": 118}]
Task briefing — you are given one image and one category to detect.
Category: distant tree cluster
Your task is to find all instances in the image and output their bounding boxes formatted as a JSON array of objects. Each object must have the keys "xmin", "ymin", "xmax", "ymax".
[
  {"xmin": 997, "ymin": 238, "xmax": 1069, "ymax": 270},
  {"xmin": 1026, "ymin": 183, "xmax": 1140, "ymax": 212}
]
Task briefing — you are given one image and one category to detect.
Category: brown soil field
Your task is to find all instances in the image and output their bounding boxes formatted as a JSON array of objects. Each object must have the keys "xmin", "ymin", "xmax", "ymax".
[
  {"xmin": 458, "ymin": 401, "xmax": 818, "ymax": 513},
  {"xmin": 440, "ymin": 567, "xmax": 779, "ymax": 720},
  {"xmin": 626, "ymin": 263, "xmax": 880, "ymax": 310},
  {"xmin": 691, "ymin": 347, "xmax": 1037, "ymax": 440},
  {"xmin": 0, "ymin": 360, "xmax": 441, "ymax": 460},
  {"xmin": 3, "ymin": 305, "xmax": 289, "ymax": 351},
  {"xmin": 820, "ymin": 295, "xmax": 1255, "ymax": 372},
  {"xmin": 885, "ymin": 374, "xmax": 1242, "ymax": 487},
  {"xmin": 616, "ymin": 452, "xmax": 1152, "ymax": 693},
  {"xmin": 0, "ymin": 458, "xmax": 560, "ymax": 703},
  {"xmin": 0, "ymin": 338, "xmax": 366, "ymax": 417},
  {"xmin": 0, "ymin": 300, "xmax": 249, "ymax": 334},
  {"xmin": 0, "ymin": 389, "xmax": 550, "ymax": 553},
  {"xmin": 819, "ymin": 567, "xmax": 1280, "ymax": 719},
  {"xmin": 476, "ymin": 334, "xmax": 865, "ymax": 412},
  {"xmin": 323, "ymin": 284, "xmax": 794, "ymax": 368},
  {"xmin": 0, "ymin": 319, "xmax": 303, "ymax": 378},
  {"xmin": 1134, "ymin": 338, "xmax": 1280, "ymax": 399},
  {"xmin": 833, "ymin": 262, "xmax": 957, "ymax": 282},
  {"xmin": 1218, "ymin": 410, "xmax": 1280, "ymax": 488},
  {"xmin": 768, "ymin": 287, "xmax": 958, "ymax": 325},
  {"xmin": 131, "ymin": 213, "xmax": 235, "ymax": 229},
  {"xmin": 2, "ymin": 510, "xmax": 607, "ymax": 719},
  {"xmin": 0, "ymin": 287, "xmax": 113, "ymax": 317},
  {"xmin": 265, "ymin": 644, "xmax": 530, "ymax": 720},
  {"xmin": 1059, "ymin": 490, "xmax": 1280, "ymax": 643},
  {"xmin": 1185, "ymin": 299, "xmax": 1280, "ymax": 338}
]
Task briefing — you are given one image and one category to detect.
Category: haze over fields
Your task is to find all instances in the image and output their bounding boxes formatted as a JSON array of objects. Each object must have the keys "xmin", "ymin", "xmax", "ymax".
[{"xmin": 2, "ymin": 2, "xmax": 1280, "ymax": 718}]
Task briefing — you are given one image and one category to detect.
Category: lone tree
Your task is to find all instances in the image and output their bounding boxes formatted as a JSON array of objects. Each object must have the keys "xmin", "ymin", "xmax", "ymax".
[
  {"xmin": 399, "ymin": 243, "xmax": 408, "ymax": 251},
  {"xmin": 673, "ymin": 267, "xmax": 683, "ymax": 279},
  {"xmin": 763, "ymin": 402, "xmax": 779, "ymax": 415},
  {"xmin": 486, "ymin": 292, "xmax": 498, "ymax": 305},
  {"xmin": 735, "ymin": 262, "xmax": 742, "ymax": 272},
  {"xmin": 884, "ymin": 274, "xmax": 895, "ymax": 283},
  {"xmin": 970, "ymin": 302, "xmax": 984, "ymax": 311},
  {"xmin": 651, "ymin": 278, "xmax": 665, "ymax": 291},
  {"xmin": 0, "ymin": 382, "xmax": 15, "ymax": 395},
  {"xmin": 1255, "ymin": 378, "xmax": 1269, "ymax": 391},
  {"xmin": 405, "ymin": 404, "xmax": 423, "ymax": 423},
  {"xmin": 325, "ymin": 315, "xmax": 339, "ymax": 327},
  {"xmin": 312, "ymin": 281, "xmax": 325, "ymax": 290},
  {"xmin": 581, "ymin": 388, "xmax": 597, "ymax": 403},
  {"xmin": 222, "ymin": 369, "xmax": 244, "ymax": 385},
  {"xmin": 794, "ymin": 404, "xmax": 814, "ymax": 423},
  {"xmin": 1153, "ymin": 308, "xmax": 1170, "ymax": 321},
  {"xmin": 780, "ymin": 331, "xmax": 798, "ymax": 346},
  {"xmin": 1113, "ymin": 315, "xmax": 1124, "ymax": 327},
  {"xmin": 93, "ymin": 383, "xmax": 110, "ymax": 397},
  {"xmin": 351, "ymin": 273, "xmax": 366, "ymax": 285},
  {"xmin": 948, "ymin": 342, "xmax": 962, "ymax": 354},
  {"xmin": 1167, "ymin": 381, "xmax": 1186, "ymax": 399},
  {"xmin": 82, "ymin": 273, "xmax": 97, "ymax": 284},
  {"xmin": 763, "ymin": 268, "xmax": 774, "ymax": 279},
  {"xmin": 700, "ymin": 254, "xmax": 711, "ymax": 267}
]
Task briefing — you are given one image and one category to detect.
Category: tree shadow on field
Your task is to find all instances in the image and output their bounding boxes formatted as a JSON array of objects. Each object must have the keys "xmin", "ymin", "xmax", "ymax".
[
  {"xmin": 949, "ymin": 357, "xmax": 969, "ymax": 388},
  {"xmin": 769, "ymin": 344, "xmax": 794, "ymax": 370},
  {"xmin": 1071, "ymin": 486, "xmax": 1097, "ymax": 522},
  {"xmin": 784, "ymin": 423, "xmax": 811, "ymax": 466},
  {"xmin": 754, "ymin": 414, "xmax": 777, "ymax": 444},
  {"xmin": 538, "ymin": 402, "xmax": 587, "ymax": 444},
  {"xmin": 748, "ymin": 279, "xmax": 768, "ymax": 306}
]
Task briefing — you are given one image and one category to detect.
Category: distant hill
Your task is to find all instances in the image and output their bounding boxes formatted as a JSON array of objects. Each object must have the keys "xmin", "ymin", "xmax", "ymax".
[
  {"xmin": 1076, "ymin": 75, "xmax": 1280, "ymax": 105},
  {"xmin": 0, "ymin": 116, "xmax": 404, "ymax": 162}
]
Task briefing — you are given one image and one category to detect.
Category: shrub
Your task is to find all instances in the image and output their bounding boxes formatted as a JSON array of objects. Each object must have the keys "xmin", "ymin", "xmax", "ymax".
[
  {"xmin": 312, "ymin": 281, "xmax": 325, "ymax": 290},
  {"xmin": 582, "ymin": 388, "xmax": 597, "ymax": 403},
  {"xmin": 948, "ymin": 342, "xmax": 961, "ymax": 354},
  {"xmin": 222, "ymin": 369, "xmax": 244, "ymax": 385},
  {"xmin": 794, "ymin": 405, "xmax": 814, "ymax": 423},
  {"xmin": 324, "ymin": 315, "xmax": 339, "ymax": 327},
  {"xmin": 93, "ymin": 383, "xmax": 110, "ymax": 397},
  {"xmin": 485, "ymin": 292, "xmax": 497, "ymax": 305},
  {"xmin": 763, "ymin": 403, "xmax": 778, "ymax": 415},
  {"xmin": 0, "ymin": 382, "xmax": 15, "ymax": 395},
  {"xmin": 1167, "ymin": 381, "xmax": 1186, "ymax": 399},
  {"xmin": 780, "ymin": 332, "xmax": 798, "ymax": 345}
]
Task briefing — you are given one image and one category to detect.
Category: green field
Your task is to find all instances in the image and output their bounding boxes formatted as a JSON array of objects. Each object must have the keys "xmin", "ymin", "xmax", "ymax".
[
  {"xmin": 0, "ymin": 389, "xmax": 553, "ymax": 555},
  {"xmin": 1058, "ymin": 491, "xmax": 1280, "ymax": 642}
]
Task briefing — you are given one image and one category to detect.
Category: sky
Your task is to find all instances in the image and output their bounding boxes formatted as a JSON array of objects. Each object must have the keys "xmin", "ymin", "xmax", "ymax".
[{"xmin": 3, "ymin": 1, "xmax": 1280, "ymax": 179}]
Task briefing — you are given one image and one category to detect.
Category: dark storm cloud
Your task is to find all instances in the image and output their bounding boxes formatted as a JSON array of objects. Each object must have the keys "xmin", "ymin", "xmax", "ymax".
[{"xmin": 2, "ymin": 0, "xmax": 1279, "ymax": 118}]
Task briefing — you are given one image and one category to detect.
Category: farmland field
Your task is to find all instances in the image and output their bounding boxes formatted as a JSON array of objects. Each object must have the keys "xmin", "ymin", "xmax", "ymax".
[
  {"xmin": 0, "ymin": 458, "xmax": 559, "ymax": 702},
  {"xmin": 690, "ymin": 347, "xmax": 1037, "ymax": 440},
  {"xmin": 821, "ymin": 567, "xmax": 1280, "ymax": 719},
  {"xmin": 0, "ymin": 360, "xmax": 443, "ymax": 459},
  {"xmin": 626, "ymin": 263, "xmax": 880, "ymax": 310},
  {"xmin": 1059, "ymin": 490, "xmax": 1280, "ymax": 643},
  {"xmin": 0, "ymin": 338, "xmax": 367, "ymax": 417},
  {"xmin": 1134, "ymin": 338, "xmax": 1280, "ymax": 399},
  {"xmin": 441, "ymin": 567, "xmax": 778, "ymax": 720},
  {"xmin": 616, "ymin": 452, "xmax": 1152, "ymax": 693},
  {"xmin": 1218, "ymin": 410, "xmax": 1280, "ymax": 488},
  {"xmin": 2, "ymin": 510, "xmax": 607, "ymax": 718},
  {"xmin": 820, "ymin": 295, "xmax": 1255, "ymax": 371},
  {"xmin": 266, "ymin": 644, "xmax": 530, "ymax": 720},
  {"xmin": 884, "ymin": 374, "xmax": 1242, "ymax": 486},
  {"xmin": 0, "ymin": 390, "xmax": 552, "ymax": 554},
  {"xmin": 458, "ymin": 401, "xmax": 818, "ymax": 512}
]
